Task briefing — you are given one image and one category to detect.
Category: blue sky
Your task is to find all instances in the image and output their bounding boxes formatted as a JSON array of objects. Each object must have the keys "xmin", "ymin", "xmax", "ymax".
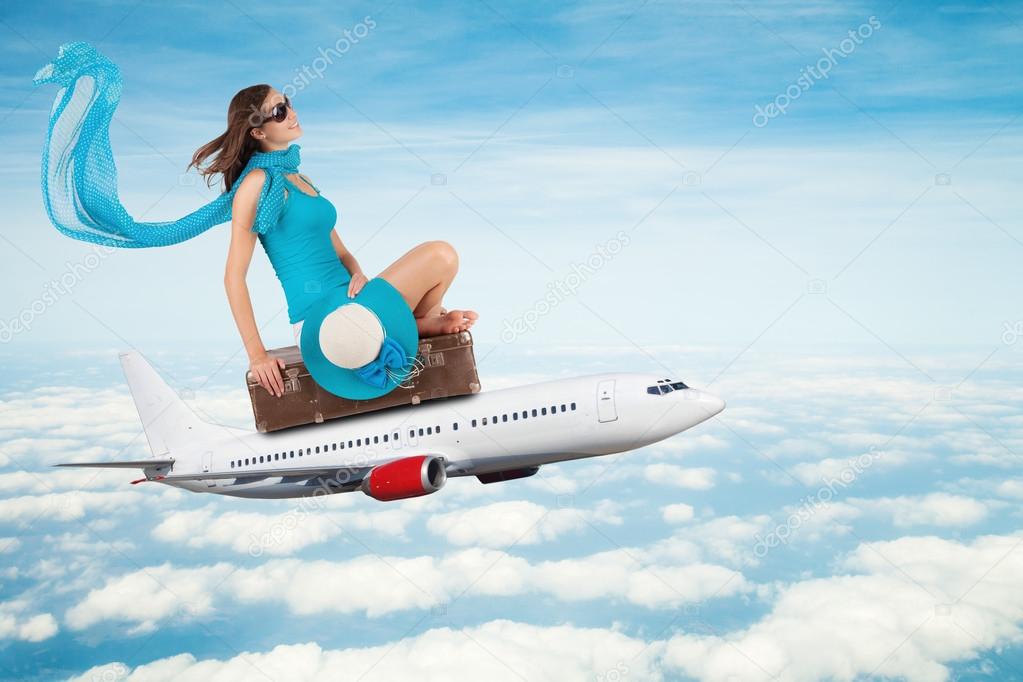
[{"xmin": 1, "ymin": 1, "xmax": 1021, "ymax": 680}]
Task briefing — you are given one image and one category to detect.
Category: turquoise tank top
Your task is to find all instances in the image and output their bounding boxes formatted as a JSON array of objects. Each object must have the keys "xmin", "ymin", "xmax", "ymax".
[{"xmin": 257, "ymin": 174, "xmax": 351, "ymax": 324}]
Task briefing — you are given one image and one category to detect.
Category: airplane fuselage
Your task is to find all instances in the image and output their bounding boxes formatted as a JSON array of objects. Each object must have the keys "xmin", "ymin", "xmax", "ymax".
[{"xmin": 165, "ymin": 372, "xmax": 725, "ymax": 499}]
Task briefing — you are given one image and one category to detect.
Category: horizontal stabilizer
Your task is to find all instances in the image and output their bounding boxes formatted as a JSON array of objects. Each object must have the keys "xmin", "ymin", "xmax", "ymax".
[{"xmin": 53, "ymin": 459, "xmax": 175, "ymax": 469}]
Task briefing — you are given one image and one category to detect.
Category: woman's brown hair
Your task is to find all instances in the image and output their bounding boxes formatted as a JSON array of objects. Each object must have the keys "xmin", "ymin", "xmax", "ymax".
[{"xmin": 188, "ymin": 84, "xmax": 272, "ymax": 193}]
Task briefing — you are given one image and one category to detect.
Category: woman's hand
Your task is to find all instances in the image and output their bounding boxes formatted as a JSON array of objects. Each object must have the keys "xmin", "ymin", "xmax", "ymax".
[
  {"xmin": 347, "ymin": 271, "xmax": 368, "ymax": 298},
  {"xmin": 249, "ymin": 352, "xmax": 287, "ymax": 398}
]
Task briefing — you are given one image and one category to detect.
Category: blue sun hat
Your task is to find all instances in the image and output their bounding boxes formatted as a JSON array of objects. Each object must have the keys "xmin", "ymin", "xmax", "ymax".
[{"xmin": 300, "ymin": 277, "xmax": 420, "ymax": 400}]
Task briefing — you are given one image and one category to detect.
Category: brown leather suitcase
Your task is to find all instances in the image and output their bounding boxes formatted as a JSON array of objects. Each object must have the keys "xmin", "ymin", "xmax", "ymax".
[{"xmin": 246, "ymin": 330, "xmax": 481, "ymax": 432}]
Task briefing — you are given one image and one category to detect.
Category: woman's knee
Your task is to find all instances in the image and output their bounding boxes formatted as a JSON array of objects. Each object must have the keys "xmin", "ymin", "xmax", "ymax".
[{"xmin": 426, "ymin": 239, "xmax": 458, "ymax": 273}]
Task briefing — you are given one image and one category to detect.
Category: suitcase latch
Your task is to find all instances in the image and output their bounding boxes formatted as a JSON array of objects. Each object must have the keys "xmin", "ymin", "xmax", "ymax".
[{"xmin": 283, "ymin": 368, "xmax": 301, "ymax": 394}]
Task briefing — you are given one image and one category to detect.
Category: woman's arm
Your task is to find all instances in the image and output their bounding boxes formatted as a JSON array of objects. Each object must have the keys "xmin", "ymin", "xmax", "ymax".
[
  {"xmin": 330, "ymin": 230, "xmax": 365, "ymax": 278},
  {"xmin": 225, "ymin": 169, "xmax": 285, "ymax": 397}
]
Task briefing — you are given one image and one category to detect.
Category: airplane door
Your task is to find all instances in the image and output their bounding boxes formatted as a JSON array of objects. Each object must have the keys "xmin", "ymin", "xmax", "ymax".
[
  {"xmin": 201, "ymin": 450, "xmax": 216, "ymax": 488},
  {"xmin": 391, "ymin": 429, "xmax": 401, "ymax": 450},
  {"xmin": 406, "ymin": 425, "xmax": 419, "ymax": 448},
  {"xmin": 597, "ymin": 380, "xmax": 618, "ymax": 422}
]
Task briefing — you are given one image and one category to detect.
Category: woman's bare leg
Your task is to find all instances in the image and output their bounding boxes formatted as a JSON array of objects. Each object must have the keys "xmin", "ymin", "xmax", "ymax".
[{"xmin": 377, "ymin": 240, "xmax": 478, "ymax": 336}]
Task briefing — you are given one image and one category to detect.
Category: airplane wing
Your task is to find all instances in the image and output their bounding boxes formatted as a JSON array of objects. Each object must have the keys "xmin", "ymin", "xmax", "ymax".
[
  {"xmin": 158, "ymin": 465, "xmax": 373, "ymax": 483},
  {"xmin": 54, "ymin": 459, "xmax": 175, "ymax": 469},
  {"xmin": 53, "ymin": 459, "xmax": 371, "ymax": 487}
]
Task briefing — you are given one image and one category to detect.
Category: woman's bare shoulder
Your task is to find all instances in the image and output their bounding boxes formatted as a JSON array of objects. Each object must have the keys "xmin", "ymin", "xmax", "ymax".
[{"xmin": 232, "ymin": 169, "xmax": 266, "ymax": 209}]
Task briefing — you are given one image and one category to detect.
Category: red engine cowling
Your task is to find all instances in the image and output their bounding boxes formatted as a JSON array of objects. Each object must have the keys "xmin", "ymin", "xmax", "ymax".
[{"xmin": 360, "ymin": 455, "xmax": 447, "ymax": 501}]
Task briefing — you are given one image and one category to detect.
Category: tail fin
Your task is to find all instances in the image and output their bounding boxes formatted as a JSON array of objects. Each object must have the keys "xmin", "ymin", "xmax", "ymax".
[{"xmin": 118, "ymin": 350, "xmax": 219, "ymax": 456}]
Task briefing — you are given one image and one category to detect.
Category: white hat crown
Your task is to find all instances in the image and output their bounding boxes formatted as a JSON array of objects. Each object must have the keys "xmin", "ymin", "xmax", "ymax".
[{"xmin": 319, "ymin": 303, "xmax": 384, "ymax": 369}]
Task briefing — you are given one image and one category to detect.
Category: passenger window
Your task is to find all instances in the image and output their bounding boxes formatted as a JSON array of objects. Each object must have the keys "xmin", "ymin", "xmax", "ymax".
[
  {"xmin": 453, "ymin": 422, "xmax": 459, "ymax": 430},
  {"xmin": 374, "ymin": 436, "xmax": 379, "ymax": 444},
  {"xmin": 436, "ymin": 425, "xmax": 441, "ymax": 433},
  {"xmin": 315, "ymin": 446, "xmax": 320, "ymax": 454},
  {"xmin": 482, "ymin": 417, "xmax": 488, "ymax": 425},
  {"xmin": 472, "ymin": 419, "xmax": 477, "ymax": 427},
  {"xmin": 492, "ymin": 415, "xmax": 497, "ymax": 423},
  {"xmin": 502, "ymin": 414, "xmax": 508, "ymax": 422},
  {"xmin": 532, "ymin": 409, "xmax": 537, "ymax": 417},
  {"xmin": 560, "ymin": 404, "xmax": 566, "ymax": 412},
  {"xmin": 357, "ymin": 439, "xmax": 362, "ymax": 446},
  {"xmin": 542, "ymin": 407, "xmax": 547, "ymax": 415},
  {"xmin": 427, "ymin": 427, "xmax": 432, "ymax": 435},
  {"xmin": 383, "ymin": 434, "xmax": 388, "ymax": 442},
  {"xmin": 513, "ymin": 412, "xmax": 518, "ymax": 420},
  {"xmin": 332, "ymin": 443, "xmax": 337, "ymax": 450},
  {"xmin": 347, "ymin": 441, "xmax": 353, "ymax": 448},
  {"xmin": 340, "ymin": 441, "xmax": 345, "ymax": 449},
  {"xmin": 418, "ymin": 428, "xmax": 424, "ymax": 436},
  {"xmin": 571, "ymin": 402, "xmax": 576, "ymax": 410},
  {"xmin": 409, "ymin": 430, "xmax": 414, "ymax": 439}
]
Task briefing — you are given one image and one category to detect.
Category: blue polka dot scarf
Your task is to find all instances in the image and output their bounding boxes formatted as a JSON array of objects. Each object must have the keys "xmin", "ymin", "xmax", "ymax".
[{"xmin": 32, "ymin": 41, "xmax": 301, "ymax": 248}]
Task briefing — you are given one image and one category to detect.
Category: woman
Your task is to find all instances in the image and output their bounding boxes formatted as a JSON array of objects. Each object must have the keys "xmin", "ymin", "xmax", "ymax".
[
  {"xmin": 189, "ymin": 86, "xmax": 478, "ymax": 399},
  {"xmin": 33, "ymin": 43, "xmax": 476, "ymax": 401}
]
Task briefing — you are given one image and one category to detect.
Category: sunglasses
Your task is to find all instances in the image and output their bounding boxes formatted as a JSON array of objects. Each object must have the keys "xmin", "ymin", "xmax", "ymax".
[{"xmin": 257, "ymin": 95, "xmax": 292, "ymax": 126}]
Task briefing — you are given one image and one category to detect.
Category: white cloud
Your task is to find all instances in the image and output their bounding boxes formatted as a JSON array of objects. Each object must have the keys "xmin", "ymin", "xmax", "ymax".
[
  {"xmin": 60, "ymin": 531, "xmax": 1023, "ymax": 682},
  {"xmin": 644, "ymin": 464, "xmax": 716, "ymax": 490},
  {"xmin": 994, "ymin": 479, "xmax": 1023, "ymax": 499},
  {"xmin": 663, "ymin": 532, "xmax": 1023, "ymax": 682},
  {"xmin": 67, "ymin": 620, "xmax": 664, "ymax": 682},
  {"xmin": 0, "ymin": 491, "xmax": 141, "ymax": 525},
  {"xmin": 151, "ymin": 504, "xmax": 415, "ymax": 556},
  {"xmin": 67, "ymin": 542, "xmax": 746, "ymax": 630},
  {"xmin": 0, "ymin": 601, "xmax": 58, "ymax": 642},
  {"xmin": 662, "ymin": 502, "xmax": 695, "ymax": 524},
  {"xmin": 849, "ymin": 493, "xmax": 989, "ymax": 528},
  {"xmin": 65, "ymin": 563, "xmax": 236, "ymax": 634},
  {"xmin": 428, "ymin": 499, "xmax": 621, "ymax": 547}
]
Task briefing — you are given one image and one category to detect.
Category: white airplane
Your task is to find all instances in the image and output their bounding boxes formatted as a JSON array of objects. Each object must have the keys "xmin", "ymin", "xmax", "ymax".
[{"xmin": 56, "ymin": 351, "xmax": 725, "ymax": 501}]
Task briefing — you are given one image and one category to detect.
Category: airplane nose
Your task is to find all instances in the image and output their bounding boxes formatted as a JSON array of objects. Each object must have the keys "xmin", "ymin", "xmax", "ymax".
[
  {"xmin": 687, "ymin": 389, "xmax": 725, "ymax": 417},
  {"xmin": 705, "ymin": 392, "xmax": 726, "ymax": 416}
]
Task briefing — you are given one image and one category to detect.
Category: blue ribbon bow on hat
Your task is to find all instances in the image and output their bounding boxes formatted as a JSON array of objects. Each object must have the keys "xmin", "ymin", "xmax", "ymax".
[{"xmin": 353, "ymin": 336, "xmax": 411, "ymax": 388}]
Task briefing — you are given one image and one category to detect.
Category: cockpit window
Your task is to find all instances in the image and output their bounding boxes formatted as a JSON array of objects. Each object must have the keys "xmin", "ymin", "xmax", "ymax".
[{"xmin": 647, "ymin": 380, "xmax": 690, "ymax": 395}]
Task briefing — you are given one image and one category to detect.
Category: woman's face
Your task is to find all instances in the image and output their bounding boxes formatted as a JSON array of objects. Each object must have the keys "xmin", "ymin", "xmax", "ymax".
[{"xmin": 252, "ymin": 88, "xmax": 301, "ymax": 148}]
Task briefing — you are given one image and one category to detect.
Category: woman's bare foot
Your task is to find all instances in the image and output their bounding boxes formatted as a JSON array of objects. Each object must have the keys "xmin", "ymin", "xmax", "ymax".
[{"xmin": 416, "ymin": 309, "xmax": 478, "ymax": 336}]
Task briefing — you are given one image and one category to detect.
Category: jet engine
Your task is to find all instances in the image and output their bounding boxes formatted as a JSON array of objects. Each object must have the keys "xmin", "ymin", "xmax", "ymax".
[{"xmin": 360, "ymin": 454, "xmax": 447, "ymax": 501}]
